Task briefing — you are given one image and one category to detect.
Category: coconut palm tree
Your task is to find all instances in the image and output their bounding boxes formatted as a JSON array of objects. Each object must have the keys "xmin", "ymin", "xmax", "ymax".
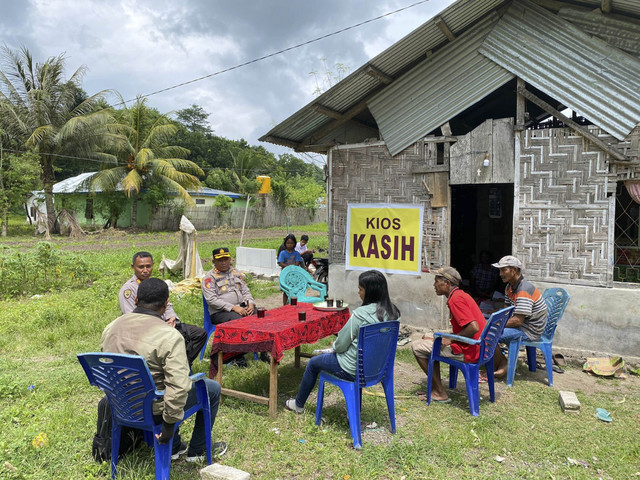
[
  {"xmin": 0, "ymin": 45, "xmax": 118, "ymax": 232},
  {"xmin": 90, "ymin": 96, "xmax": 203, "ymax": 227}
]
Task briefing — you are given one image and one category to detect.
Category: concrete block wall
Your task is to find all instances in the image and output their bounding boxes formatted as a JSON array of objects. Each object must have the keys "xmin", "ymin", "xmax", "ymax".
[{"xmin": 236, "ymin": 247, "xmax": 280, "ymax": 277}]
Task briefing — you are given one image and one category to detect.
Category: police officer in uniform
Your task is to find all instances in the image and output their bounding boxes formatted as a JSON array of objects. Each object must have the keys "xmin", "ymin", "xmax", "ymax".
[
  {"xmin": 202, "ymin": 247, "xmax": 257, "ymax": 324},
  {"xmin": 119, "ymin": 251, "xmax": 207, "ymax": 366},
  {"xmin": 203, "ymin": 248, "xmax": 270, "ymax": 365}
]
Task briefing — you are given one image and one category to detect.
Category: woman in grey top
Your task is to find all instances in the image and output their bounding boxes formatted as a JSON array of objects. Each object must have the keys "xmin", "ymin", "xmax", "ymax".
[{"xmin": 284, "ymin": 270, "xmax": 401, "ymax": 413}]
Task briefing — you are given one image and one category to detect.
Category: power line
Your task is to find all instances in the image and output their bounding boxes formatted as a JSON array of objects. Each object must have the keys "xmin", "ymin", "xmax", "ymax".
[
  {"xmin": 117, "ymin": 0, "xmax": 433, "ymax": 106},
  {"xmin": 2, "ymin": 147, "xmax": 322, "ymax": 175}
]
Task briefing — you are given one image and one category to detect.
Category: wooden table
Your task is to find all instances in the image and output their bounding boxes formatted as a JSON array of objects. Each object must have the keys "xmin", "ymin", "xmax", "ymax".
[{"xmin": 208, "ymin": 303, "xmax": 349, "ymax": 417}]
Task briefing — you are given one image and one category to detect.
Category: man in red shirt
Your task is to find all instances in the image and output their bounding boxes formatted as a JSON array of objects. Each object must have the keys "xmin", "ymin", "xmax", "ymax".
[{"xmin": 412, "ymin": 266, "xmax": 487, "ymax": 403}]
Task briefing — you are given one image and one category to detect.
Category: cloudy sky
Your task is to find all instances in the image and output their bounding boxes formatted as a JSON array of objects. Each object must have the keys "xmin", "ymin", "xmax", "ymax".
[{"xmin": 1, "ymin": 0, "xmax": 455, "ymax": 157}]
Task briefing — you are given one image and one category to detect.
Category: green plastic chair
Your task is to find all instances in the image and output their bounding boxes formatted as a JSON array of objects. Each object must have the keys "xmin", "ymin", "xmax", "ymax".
[{"xmin": 279, "ymin": 265, "xmax": 327, "ymax": 304}]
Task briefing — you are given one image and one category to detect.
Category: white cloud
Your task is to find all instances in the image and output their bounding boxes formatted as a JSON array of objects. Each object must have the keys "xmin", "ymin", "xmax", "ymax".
[{"xmin": 2, "ymin": 0, "xmax": 456, "ymax": 155}]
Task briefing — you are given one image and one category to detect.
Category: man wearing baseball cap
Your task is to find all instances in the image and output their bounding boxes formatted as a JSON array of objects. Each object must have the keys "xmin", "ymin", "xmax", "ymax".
[
  {"xmin": 491, "ymin": 255, "xmax": 548, "ymax": 377},
  {"xmin": 412, "ymin": 266, "xmax": 487, "ymax": 403}
]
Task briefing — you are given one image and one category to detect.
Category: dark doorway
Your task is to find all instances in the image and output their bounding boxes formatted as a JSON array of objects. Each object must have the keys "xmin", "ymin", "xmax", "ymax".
[{"xmin": 450, "ymin": 184, "xmax": 513, "ymax": 286}]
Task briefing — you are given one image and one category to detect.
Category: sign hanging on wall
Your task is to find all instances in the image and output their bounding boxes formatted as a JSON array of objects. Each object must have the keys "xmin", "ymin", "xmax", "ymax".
[{"xmin": 346, "ymin": 203, "xmax": 424, "ymax": 275}]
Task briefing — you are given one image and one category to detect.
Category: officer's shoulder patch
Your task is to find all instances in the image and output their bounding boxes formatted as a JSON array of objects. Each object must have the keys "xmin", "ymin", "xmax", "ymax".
[
  {"xmin": 123, "ymin": 289, "xmax": 132, "ymax": 299},
  {"xmin": 204, "ymin": 278, "xmax": 213, "ymax": 289}
]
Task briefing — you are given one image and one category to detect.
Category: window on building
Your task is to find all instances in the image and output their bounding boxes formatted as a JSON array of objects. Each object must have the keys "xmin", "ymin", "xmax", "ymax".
[
  {"xmin": 614, "ymin": 182, "xmax": 640, "ymax": 282},
  {"xmin": 195, "ymin": 198, "xmax": 205, "ymax": 205}
]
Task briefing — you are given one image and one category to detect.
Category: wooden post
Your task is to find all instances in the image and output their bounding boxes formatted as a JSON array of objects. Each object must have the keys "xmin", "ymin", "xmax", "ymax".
[
  {"xmin": 294, "ymin": 346, "xmax": 301, "ymax": 369},
  {"xmin": 239, "ymin": 194, "xmax": 251, "ymax": 247},
  {"xmin": 216, "ymin": 351, "xmax": 223, "ymax": 384},
  {"xmin": 269, "ymin": 356, "xmax": 278, "ymax": 418},
  {"xmin": 516, "ymin": 78, "xmax": 526, "ymax": 131}
]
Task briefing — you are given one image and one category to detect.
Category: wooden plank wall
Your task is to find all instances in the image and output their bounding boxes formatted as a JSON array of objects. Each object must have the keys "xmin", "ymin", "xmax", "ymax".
[
  {"xmin": 450, "ymin": 118, "xmax": 515, "ymax": 185},
  {"xmin": 515, "ymin": 127, "xmax": 613, "ymax": 286},
  {"xmin": 329, "ymin": 142, "xmax": 447, "ymax": 268}
]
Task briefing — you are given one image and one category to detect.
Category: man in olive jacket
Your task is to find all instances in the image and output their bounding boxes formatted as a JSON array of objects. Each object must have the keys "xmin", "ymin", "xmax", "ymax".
[{"xmin": 103, "ymin": 278, "xmax": 226, "ymax": 462}]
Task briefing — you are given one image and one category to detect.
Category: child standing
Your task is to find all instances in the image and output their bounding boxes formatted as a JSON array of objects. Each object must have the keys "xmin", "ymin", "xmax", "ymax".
[{"xmin": 278, "ymin": 234, "xmax": 304, "ymax": 269}]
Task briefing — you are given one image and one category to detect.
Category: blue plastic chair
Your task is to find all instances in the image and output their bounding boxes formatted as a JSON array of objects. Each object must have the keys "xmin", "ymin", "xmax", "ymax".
[
  {"xmin": 200, "ymin": 295, "xmax": 216, "ymax": 360},
  {"xmin": 315, "ymin": 320, "xmax": 399, "ymax": 449},
  {"xmin": 427, "ymin": 306, "xmax": 514, "ymax": 416},
  {"xmin": 200, "ymin": 295, "xmax": 258, "ymax": 362},
  {"xmin": 506, "ymin": 288, "xmax": 571, "ymax": 387},
  {"xmin": 77, "ymin": 353, "xmax": 212, "ymax": 480},
  {"xmin": 279, "ymin": 265, "xmax": 327, "ymax": 304}
]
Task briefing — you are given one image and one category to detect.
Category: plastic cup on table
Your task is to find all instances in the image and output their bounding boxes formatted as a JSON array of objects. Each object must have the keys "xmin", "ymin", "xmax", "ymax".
[
  {"xmin": 335, "ymin": 299, "xmax": 343, "ymax": 308},
  {"xmin": 298, "ymin": 311, "xmax": 307, "ymax": 322},
  {"xmin": 257, "ymin": 307, "xmax": 266, "ymax": 318},
  {"xmin": 325, "ymin": 298, "xmax": 334, "ymax": 307},
  {"xmin": 290, "ymin": 296, "xmax": 298, "ymax": 306}
]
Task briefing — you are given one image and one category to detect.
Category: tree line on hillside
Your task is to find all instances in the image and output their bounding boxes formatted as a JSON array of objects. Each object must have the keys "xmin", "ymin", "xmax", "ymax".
[{"xmin": 0, "ymin": 46, "xmax": 325, "ymax": 235}]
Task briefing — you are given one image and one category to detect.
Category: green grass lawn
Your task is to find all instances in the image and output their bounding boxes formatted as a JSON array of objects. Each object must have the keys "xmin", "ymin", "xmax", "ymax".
[{"xmin": 1, "ymin": 228, "xmax": 639, "ymax": 479}]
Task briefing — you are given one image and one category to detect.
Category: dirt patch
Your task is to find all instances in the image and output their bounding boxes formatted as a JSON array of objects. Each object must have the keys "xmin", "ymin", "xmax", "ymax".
[{"xmin": 1, "ymin": 227, "xmax": 288, "ymax": 252}]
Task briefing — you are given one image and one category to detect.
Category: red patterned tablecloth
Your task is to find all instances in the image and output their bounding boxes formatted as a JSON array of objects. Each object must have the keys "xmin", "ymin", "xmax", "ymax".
[{"xmin": 208, "ymin": 303, "xmax": 349, "ymax": 378}]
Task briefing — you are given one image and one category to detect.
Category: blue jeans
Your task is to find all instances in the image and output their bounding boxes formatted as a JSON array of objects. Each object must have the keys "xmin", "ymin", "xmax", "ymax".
[
  {"xmin": 499, "ymin": 327, "xmax": 532, "ymax": 343},
  {"xmin": 171, "ymin": 378, "xmax": 221, "ymax": 455},
  {"xmin": 295, "ymin": 353, "xmax": 354, "ymax": 408}
]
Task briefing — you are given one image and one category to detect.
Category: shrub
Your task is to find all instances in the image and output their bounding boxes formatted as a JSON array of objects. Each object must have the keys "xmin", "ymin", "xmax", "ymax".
[{"xmin": 0, "ymin": 242, "xmax": 94, "ymax": 299}]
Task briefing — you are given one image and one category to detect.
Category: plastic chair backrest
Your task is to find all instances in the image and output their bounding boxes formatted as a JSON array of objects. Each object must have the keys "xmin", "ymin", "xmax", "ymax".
[
  {"xmin": 77, "ymin": 353, "xmax": 159, "ymax": 430},
  {"xmin": 478, "ymin": 306, "xmax": 514, "ymax": 365},
  {"xmin": 356, "ymin": 320, "xmax": 400, "ymax": 388},
  {"xmin": 279, "ymin": 265, "xmax": 327, "ymax": 301},
  {"xmin": 202, "ymin": 295, "xmax": 214, "ymax": 335},
  {"xmin": 540, "ymin": 288, "xmax": 570, "ymax": 342}
]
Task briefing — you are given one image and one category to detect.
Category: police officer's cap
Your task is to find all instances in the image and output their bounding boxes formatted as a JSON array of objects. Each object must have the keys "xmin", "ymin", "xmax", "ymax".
[{"xmin": 212, "ymin": 247, "xmax": 231, "ymax": 260}]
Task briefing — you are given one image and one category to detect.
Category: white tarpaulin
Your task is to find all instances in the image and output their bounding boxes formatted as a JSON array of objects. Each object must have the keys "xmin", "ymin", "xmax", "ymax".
[{"xmin": 158, "ymin": 215, "xmax": 205, "ymax": 279}]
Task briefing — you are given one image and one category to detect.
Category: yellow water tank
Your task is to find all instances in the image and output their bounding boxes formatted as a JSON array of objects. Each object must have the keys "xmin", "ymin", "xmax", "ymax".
[{"xmin": 257, "ymin": 175, "xmax": 271, "ymax": 194}]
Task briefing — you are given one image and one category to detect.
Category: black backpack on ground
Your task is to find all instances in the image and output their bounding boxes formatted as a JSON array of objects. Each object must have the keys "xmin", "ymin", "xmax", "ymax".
[{"xmin": 92, "ymin": 396, "xmax": 145, "ymax": 462}]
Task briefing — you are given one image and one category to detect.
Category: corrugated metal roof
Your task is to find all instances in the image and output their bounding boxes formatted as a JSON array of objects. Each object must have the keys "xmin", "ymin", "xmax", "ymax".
[
  {"xmin": 559, "ymin": 7, "xmax": 640, "ymax": 57},
  {"xmin": 53, "ymin": 172, "xmax": 96, "ymax": 193},
  {"xmin": 260, "ymin": 0, "xmax": 509, "ymax": 149},
  {"xmin": 575, "ymin": 0, "xmax": 640, "ymax": 18},
  {"xmin": 52, "ymin": 173, "xmax": 242, "ymax": 198},
  {"xmin": 479, "ymin": 0, "xmax": 640, "ymax": 141},
  {"xmin": 261, "ymin": 0, "xmax": 640, "ymax": 151},
  {"xmin": 368, "ymin": 14, "xmax": 513, "ymax": 156}
]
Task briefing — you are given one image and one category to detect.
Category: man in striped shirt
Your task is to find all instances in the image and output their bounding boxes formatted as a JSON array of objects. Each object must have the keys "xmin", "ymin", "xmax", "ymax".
[{"xmin": 492, "ymin": 255, "xmax": 548, "ymax": 377}]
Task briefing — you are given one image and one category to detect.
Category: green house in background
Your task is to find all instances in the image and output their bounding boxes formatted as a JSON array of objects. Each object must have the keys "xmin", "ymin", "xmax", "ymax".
[{"xmin": 26, "ymin": 172, "xmax": 246, "ymax": 228}]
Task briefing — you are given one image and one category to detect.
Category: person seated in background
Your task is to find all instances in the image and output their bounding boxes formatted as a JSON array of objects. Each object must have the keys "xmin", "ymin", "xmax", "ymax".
[
  {"xmin": 411, "ymin": 266, "xmax": 486, "ymax": 403},
  {"xmin": 119, "ymin": 251, "xmax": 207, "ymax": 366},
  {"xmin": 284, "ymin": 270, "xmax": 401, "ymax": 414},
  {"xmin": 295, "ymin": 234, "xmax": 315, "ymax": 267},
  {"xmin": 470, "ymin": 250, "xmax": 500, "ymax": 302},
  {"xmin": 202, "ymin": 247, "xmax": 256, "ymax": 324},
  {"xmin": 491, "ymin": 255, "xmax": 548, "ymax": 377},
  {"xmin": 202, "ymin": 247, "xmax": 269, "ymax": 365},
  {"xmin": 278, "ymin": 234, "xmax": 304, "ymax": 269}
]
